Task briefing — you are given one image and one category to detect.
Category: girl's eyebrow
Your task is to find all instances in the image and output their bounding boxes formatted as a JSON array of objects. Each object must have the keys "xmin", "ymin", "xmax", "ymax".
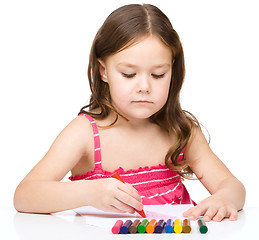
[
  {"xmin": 116, "ymin": 63, "xmax": 137, "ymax": 68},
  {"xmin": 116, "ymin": 63, "xmax": 171, "ymax": 68}
]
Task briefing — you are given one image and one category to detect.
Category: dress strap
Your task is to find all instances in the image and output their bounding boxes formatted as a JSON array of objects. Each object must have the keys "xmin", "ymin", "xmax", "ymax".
[
  {"xmin": 178, "ymin": 147, "xmax": 185, "ymax": 161},
  {"xmin": 79, "ymin": 113, "xmax": 102, "ymax": 169}
]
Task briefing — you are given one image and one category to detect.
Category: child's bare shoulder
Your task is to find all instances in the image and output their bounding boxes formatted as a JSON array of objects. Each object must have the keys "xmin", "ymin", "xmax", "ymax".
[
  {"xmin": 45, "ymin": 115, "xmax": 95, "ymax": 160},
  {"xmin": 63, "ymin": 115, "xmax": 94, "ymax": 146}
]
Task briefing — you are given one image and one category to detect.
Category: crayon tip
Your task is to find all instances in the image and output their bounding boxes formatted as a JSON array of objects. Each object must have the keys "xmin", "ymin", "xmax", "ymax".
[
  {"xmin": 137, "ymin": 209, "xmax": 146, "ymax": 218},
  {"xmin": 139, "ymin": 210, "xmax": 147, "ymax": 218}
]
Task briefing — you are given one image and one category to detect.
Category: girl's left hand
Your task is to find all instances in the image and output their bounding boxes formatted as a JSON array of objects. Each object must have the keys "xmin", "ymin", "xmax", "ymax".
[{"xmin": 183, "ymin": 195, "xmax": 238, "ymax": 222}]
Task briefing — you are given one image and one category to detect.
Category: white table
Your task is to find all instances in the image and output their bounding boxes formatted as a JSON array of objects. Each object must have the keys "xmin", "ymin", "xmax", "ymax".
[{"xmin": 1, "ymin": 206, "xmax": 257, "ymax": 239}]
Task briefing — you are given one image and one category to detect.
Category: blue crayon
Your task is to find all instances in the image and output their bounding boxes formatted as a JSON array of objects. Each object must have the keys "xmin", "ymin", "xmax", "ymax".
[
  {"xmin": 120, "ymin": 220, "xmax": 132, "ymax": 234},
  {"xmin": 165, "ymin": 219, "xmax": 174, "ymax": 233},
  {"xmin": 155, "ymin": 219, "xmax": 166, "ymax": 233}
]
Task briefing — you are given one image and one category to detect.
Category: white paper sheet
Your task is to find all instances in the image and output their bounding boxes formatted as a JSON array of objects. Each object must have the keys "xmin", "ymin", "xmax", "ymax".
[{"xmin": 73, "ymin": 204, "xmax": 193, "ymax": 228}]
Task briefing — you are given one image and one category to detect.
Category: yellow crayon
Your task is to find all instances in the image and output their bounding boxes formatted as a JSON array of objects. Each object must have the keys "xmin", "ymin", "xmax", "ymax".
[{"xmin": 173, "ymin": 219, "xmax": 183, "ymax": 233}]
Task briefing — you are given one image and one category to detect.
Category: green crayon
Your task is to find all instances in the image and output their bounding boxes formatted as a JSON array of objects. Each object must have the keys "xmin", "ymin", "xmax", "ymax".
[
  {"xmin": 137, "ymin": 219, "xmax": 149, "ymax": 233},
  {"xmin": 198, "ymin": 219, "xmax": 208, "ymax": 234}
]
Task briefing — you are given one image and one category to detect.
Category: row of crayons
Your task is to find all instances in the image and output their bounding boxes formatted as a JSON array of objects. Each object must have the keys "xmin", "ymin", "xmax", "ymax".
[{"xmin": 112, "ymin": 218, "xmax": 208, "ymax": 234}]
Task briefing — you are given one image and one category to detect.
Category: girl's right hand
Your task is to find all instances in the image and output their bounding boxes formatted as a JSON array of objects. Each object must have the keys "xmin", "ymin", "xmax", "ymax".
[{"xmin": 86, "ymin": 178, "xmax": 143, "ymax": 214}]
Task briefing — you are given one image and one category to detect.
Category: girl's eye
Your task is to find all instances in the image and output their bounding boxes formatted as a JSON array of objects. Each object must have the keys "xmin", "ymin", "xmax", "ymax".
[
  {"xmin": 152, "ymin": 73, "xmax": 165, "ymax": 79},
  {"xmin": 121, "ymin": 73, "xmax": 165, "ymax": 79},
  {"xmin": 122, "ymin": 73, "xmax": 136, "ymax": 78}
]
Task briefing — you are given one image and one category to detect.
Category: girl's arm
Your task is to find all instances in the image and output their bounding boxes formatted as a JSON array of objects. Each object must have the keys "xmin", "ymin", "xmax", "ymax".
[
  {"xmin": 183, "ymin": 126, "xmax": 246, "ymax": 222},
  {"xmin": 13, "ymin": 116, "xmax": 143, "ymax": 214}
]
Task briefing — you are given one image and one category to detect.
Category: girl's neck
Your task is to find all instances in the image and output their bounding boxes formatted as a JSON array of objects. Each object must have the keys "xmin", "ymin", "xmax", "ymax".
[
  {"xmin": 104, "ymin": 111, "xmax": 154, "ymax": 131},
  {"xmin": 118, "ymin": 114, "xmax": 152, "ymax": 129}
]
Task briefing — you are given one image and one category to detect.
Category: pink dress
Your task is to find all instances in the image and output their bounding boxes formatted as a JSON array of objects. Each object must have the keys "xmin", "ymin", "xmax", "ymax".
[{"xmin": 69, "ymin": 114, "xmax": 195, "ymax": 205}]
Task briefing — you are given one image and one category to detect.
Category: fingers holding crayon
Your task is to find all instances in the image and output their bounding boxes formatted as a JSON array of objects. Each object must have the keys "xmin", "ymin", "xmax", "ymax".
[
  {"xmin": 124, "ymin": 183, "xmax": 143, "ymax": 203},
  {"xmin": 86, "ymin": 178, "xmax": 143, "ymax": 214},
  {"xmin": 111, "ymin": 172, "xmax": 146, "ymax": 218},
  {"xmin": 114, "ymin": 182, "xmax": 144, "ymax": 213}
]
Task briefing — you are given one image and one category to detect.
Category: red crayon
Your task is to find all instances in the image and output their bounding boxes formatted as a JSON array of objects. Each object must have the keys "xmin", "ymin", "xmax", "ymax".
[
  {"xmin": 112, "ymin": 220, "xmax": 123, "ymax": 234},
  {"xmin": 111, "ymin": 172, "xmax": 146, "ymax": 218}
]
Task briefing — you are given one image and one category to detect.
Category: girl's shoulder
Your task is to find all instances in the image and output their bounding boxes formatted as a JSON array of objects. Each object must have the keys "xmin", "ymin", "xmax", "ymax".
[
  {"xmin": 19, "ymin": 115, "xmax": 96, "ymax": 183},
  {"xmin": 66, "ymin": 115, "xmax": 93, "ymax": 135},
  {"xmin": 58, "ymin": 115, "xmax": 95, "ymax": 155},
  {"xmin": 185, "ymin": 125, "xmax": 208, "ymax": 157}
]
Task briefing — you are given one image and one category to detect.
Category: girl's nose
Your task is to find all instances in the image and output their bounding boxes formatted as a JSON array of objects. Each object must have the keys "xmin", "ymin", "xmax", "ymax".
[{"xmin": 137, "ymin": 75, "xmax": 151, "ymax": 93}]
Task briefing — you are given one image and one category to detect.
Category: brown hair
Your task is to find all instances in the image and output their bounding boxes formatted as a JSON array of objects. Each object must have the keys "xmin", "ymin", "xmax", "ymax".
[{"xmin": 79, "ymin": 4, "xmax": 200, "ymax": 178}]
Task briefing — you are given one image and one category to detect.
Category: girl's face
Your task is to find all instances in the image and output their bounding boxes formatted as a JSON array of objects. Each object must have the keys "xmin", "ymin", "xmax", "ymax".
[{"xmin": 99, "ymin": 35, "xmax": 172, "ymax": 121}]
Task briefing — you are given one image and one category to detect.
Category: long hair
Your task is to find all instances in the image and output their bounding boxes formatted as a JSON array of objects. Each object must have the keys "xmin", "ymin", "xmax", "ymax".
[{"xmin": 79, "ymin": 4, "xmax": 201, "ymax": 178}]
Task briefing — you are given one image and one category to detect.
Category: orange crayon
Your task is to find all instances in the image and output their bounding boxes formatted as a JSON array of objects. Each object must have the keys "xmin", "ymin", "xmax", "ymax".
[
  {"xmin": 111, "ymin": 172, "xmax": 146, "ymax": 218},
  {"xmin": 146, "ymin": 219, "xmax": 157, "ymax": 234}
]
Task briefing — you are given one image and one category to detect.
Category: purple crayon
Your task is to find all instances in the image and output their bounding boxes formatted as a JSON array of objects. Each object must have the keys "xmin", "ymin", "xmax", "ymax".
[
  {"xmin": 155, "ymin": 219, "xmax": 166, "ymax": 233},
  {"xmin": 120, "ymin": 220, "xmax": 133, "ymax": 234}
]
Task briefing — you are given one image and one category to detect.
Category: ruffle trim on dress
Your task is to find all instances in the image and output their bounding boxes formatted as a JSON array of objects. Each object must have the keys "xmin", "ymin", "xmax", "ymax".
[{"xmin": 69, "ymin": 164, "xmax": 171, "ymax": 181}]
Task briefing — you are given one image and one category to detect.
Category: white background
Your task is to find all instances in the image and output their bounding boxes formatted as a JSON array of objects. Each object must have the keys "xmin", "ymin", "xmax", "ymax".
[{"xmin": 0, "ymin": 0, "xmax": 258, "ymax": 208}]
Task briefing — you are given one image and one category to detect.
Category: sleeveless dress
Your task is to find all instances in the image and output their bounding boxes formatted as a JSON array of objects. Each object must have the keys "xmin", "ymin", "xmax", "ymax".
[{"xmin": 69, "ymin": 113, "xmax": 195, "ymax": 205}]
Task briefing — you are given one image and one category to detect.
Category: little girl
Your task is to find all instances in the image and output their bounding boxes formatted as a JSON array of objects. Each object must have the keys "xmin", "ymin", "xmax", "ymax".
[{"xmin": 14, "ymin": 4, "xmax": 245, "ymax": 222}]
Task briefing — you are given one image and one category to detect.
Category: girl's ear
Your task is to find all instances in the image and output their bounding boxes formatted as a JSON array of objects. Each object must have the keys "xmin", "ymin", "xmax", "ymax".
[{"xmin": 98, "ymin": 59, "xmax": 108, "ymax": 83}]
